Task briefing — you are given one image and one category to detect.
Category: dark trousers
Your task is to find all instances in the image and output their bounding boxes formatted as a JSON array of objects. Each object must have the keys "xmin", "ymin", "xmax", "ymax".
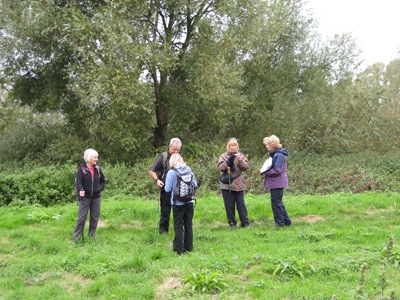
[
  {"xmin": 172, "ymin": 203, "xmax": 194, "ymax": 254},
  {"xmin": 72, "ymin": 197, "xmax": 101, "ymax": 241},
  {"xmin": 221, "ymin": 189, "xmax": 249, "ymax": 227},
  {"xmin": 270, "ymin": 188, "xmax": 291, "ymax": 226},
  {"xmin": 159, "ymin": 190, "xmax": 172, "ymax": 233}
]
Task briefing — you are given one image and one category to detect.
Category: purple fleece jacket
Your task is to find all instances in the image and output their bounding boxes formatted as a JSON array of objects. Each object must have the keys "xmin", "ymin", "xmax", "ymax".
[{"xmin": 263, "ymin": 148, "xmax": 289, "ymax": 190}]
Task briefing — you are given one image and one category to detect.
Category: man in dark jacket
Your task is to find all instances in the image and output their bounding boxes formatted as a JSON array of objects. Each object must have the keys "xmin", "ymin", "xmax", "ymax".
[
  {"xmin": 149, "ymin": 138, "xmax": 182, "ymax": 234},
  {"xmin": 72, "ymin": 148, "xmax": 105, "ymax": 242}
]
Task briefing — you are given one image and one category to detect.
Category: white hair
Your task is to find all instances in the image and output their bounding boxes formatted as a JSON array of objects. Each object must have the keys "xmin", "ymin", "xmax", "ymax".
[{"xmin": 84, "ymin": 148, "xmax": 98, "ymax": 163}]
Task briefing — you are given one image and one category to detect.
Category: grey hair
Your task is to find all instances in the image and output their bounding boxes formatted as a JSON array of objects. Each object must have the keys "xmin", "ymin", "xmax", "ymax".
[
  {"xmin": 169, "ymin": 137, "xmax": 182, "ymax": 148},
  {"xmin": 83, "ymin": 148, "xmax": 99, "ymax": 163}
]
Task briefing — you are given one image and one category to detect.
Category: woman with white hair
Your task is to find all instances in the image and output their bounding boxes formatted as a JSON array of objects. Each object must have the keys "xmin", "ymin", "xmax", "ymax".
[
  {"xmin": 72, "ymin": 148, "xmax": 105, "ymax": 242},
  {"xmin": 262, "ymin": 135, "xmax": 291, "ymax": 227}
]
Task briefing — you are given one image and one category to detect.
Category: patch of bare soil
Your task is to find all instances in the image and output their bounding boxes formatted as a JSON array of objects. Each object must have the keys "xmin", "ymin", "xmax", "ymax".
[
  {"xmin": 155, "ymin": 276, "xmax": 183, "ymax": 300},
  {"xmin": 58, "ymin": 272, "xmax": 91, "ymax": 292},
  {"xmin": 366, "ymin": 207, "xmax": 395, "ymax": 215},
  {"xmin": 97, "ymin": 220, "xmax": 107, "ymax": 227},
  {"xmin": 210, "ymin": 221, "xmax": 226, "ymax": 228},
  {"xmin": 294, "ymin": 215, "xmax": 324, "ymax": 223}
]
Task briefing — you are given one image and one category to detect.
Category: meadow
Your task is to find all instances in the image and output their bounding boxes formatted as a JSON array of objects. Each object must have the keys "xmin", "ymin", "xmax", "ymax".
[{"xmin": 0, "ymin": 191, "xmax": 399, "ymax": 299}]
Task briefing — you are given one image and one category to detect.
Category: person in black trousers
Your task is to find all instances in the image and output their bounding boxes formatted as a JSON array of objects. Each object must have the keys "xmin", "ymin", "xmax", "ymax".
[
  {"xmin": 217, "ymin": 138, "xmax": 250, "ymax": 229},
  {"xmin": 164, "ymin": 153, "xmax": 197, "ymax": 255},
  {"xmin": 149, "ymin": 138, "xmax": 182, "ymax": 234}
]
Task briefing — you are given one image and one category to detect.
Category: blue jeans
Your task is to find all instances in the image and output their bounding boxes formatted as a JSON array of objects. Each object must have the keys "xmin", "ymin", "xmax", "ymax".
[{"xmin": 270, "ymin": 188, "xmax": 291, "ymax": 226}]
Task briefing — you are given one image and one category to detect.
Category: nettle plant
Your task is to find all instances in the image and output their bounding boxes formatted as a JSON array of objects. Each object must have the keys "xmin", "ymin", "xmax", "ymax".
[
  {"xmin": 184, "ymin": 269, "xmax": 228, "ymax": 294},
  {"xmin": 270, "ymin": 257, "xmax": 316, "ymax": 279},
  {"xmin": 381, "ymin": 236, "xmax": 400, "ymax": 267},
  {"xmin": 25, "ymin": 207, "xmax": 62, "ymax": 223}
]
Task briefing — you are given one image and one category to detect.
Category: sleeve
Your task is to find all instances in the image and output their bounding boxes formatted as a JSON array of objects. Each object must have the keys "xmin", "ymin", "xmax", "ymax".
[
  {"xmin": 149, "ymin": 155, "xmax": 163, "ymax": 172},
  {"xmin": 164, "ymin": 170, "xmax": 176, "ymax": 193},
  {"xmin": 193, "ymin": 173, "xmax": 198, "ymax": 189},
  {"xmin": 237, "ymin": 153, "xmax": 250, "ymax": 171},
  {"xmin": 265, "ymin": 154, "xmax": 286, "ymax": 176},
  {"xmin": 217, "ymin": 153, "xmax": 229, "ymax": 172},
  {"xmin": 75, "ymin": 168, "xmax": 84, "ymax": 192},
  {"xmin": 99, "ymin": 169, "xmax": 105, "ymax": 191}
]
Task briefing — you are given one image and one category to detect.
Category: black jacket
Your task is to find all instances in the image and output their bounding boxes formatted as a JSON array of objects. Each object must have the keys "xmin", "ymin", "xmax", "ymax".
[{"xmin": 75, "ymin": 163, "xmax": 105, "ymax": 198}]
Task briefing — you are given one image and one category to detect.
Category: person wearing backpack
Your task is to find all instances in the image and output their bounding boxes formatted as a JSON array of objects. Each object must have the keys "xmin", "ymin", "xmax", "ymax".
[
  {"xmin": 72, "ymin": 148, "xmax": 105, "ymax": 243},
  {"xmin": 149, "ymin": 138, "xmax": 182, "ymax": 234},
  {"xmin": 164, "ymin": 153, "xmax": 197, "ymax": 255},
  {"xmin": 218, "ymin": 138, "xmax": 250, "ymax": 229}
]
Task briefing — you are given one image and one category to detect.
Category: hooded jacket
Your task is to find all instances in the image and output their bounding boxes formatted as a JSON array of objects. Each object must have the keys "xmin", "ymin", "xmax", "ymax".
[
  {"xmin": 75, "ymin": 162, "xmax": 105, "ymax": 198},
  {"xmin": 164, "ymin": 165, "xmax": 197, "ymax": 205},
  {"xmin": 263, "ymin": 148, "xmax": 289, "ymax": 190},
  {"xmin": 218, "ymin": 151, "xmax": 249, "ymax": 192}
]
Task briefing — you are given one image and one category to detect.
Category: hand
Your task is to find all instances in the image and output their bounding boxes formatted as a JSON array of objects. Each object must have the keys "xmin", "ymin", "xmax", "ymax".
[
  {"xmin": 226, "ymin": 154, "xmax": 235, "ymax": 166},
  {"xmin": 79, "ymin": 190, "xmax": 85, "ymax": 197},
  {"xmin": 156, "ymin": 179, "xmax": 164, "ymax": 188}
]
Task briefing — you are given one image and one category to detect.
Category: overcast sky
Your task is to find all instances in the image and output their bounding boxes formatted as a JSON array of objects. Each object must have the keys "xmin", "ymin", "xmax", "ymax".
[{"xmin": 305, "ymin": 0, "xmax": 400, "ymax": 68}]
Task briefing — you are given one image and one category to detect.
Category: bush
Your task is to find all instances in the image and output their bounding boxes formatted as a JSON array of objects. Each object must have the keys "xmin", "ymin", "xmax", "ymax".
[{"xmin": 0, "ymin": 150, "xmax": 399, "ymax": 207}]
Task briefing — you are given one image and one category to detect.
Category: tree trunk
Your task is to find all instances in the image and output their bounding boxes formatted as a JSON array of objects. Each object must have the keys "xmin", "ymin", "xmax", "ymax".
[{"xmin": 153, "ymin": 71, "xmax": 168, "ymax": 148}]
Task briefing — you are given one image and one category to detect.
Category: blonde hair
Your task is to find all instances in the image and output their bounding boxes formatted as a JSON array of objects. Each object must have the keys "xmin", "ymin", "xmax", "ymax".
[
  {"xmin": 169, "ymin": 153, "xmax": 186, "ymax": 168},
  {"xmin": 83, "ymin": 148, "xmax": 99, "ymax": 163},
  {"xmin": 226, "ymin": 138, "xmax": 239, "ymax": 152},
  {"xmin": 263, "ymin": 135, "xmax": 282, "ymax": 149}
]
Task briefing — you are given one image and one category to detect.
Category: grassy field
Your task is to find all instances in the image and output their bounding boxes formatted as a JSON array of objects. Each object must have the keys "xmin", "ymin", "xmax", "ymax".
[{"xmin": 0, "ymin": 191, "xmax": 399, "ymax": 299}]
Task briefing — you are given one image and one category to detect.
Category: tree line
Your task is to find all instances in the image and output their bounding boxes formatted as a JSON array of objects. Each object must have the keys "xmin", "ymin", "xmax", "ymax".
[{"xmin": 0, "ymin": 0, "xmax": 399, "ymax": 165}]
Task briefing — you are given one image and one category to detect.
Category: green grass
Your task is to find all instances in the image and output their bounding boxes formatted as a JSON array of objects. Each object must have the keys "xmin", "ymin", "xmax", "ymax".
[{"xmin": 1, "ymin": 192, "xmax": 399, "ymax": 299}]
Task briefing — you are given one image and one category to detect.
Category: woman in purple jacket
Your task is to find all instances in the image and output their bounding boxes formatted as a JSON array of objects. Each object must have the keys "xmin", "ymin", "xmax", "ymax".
[{"xmin": 262, "ymin": 135, "xmax": 292, "ymax": 227}]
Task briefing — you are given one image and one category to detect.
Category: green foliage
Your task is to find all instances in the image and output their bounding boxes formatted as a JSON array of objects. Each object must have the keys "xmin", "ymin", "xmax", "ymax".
[
  {"xmin": 3, "ymin": 0, "xmax": 399, "ymax": 164},
  {"xmin": 184, "ymin": 269, "xmax": 228, "ymax": 293},
  {"xmin": 0, "ymin": 165, "xmax": 75, "ymax": 207},
  {"xmin": 1, "ymin": 150, "xmax": 400, "ymax": 207},
  {"xmin": 268, "ymin": 257, "xmax": 316, "ymax": 279},
  {"xmin": 26, "ymin": 207, "xmax": 62, "ymax": 223},
  {"xmin": 381, "ymin": 239, "xmax": 400, "ymax": 268}
]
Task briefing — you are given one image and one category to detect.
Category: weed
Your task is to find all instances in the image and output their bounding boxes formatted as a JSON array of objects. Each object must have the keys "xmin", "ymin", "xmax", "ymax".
[
  {"xmin": 269, "ymin": 257, "xmax": 316, "ymax": 279},
  {"xmin": 183, "ymin": 269, "xmax": 227, "ymax": 293}
]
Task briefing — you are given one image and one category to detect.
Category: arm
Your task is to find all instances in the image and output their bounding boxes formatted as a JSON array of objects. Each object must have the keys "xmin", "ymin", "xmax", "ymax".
[
  {"xmin": 236, "ymin": 152, "xmax": 249, "ymax": 171},
  {"xmin": 164, "ymin": 170, "xmax": 176, "ymax": 193},
  {"xmin": 99, "ymin": 169, "xmax": 106, "ymax": 191},
  {"xmin": 75, "ymin": 168, "xmax": 84, "ymax": 192},
  {"xmin": 217, "ymin": 153, "xmax": 229, "ymax": 172},
  {"xmin": 149, "ymin": 155, "xmax": 164, "ymax": 187},
  {"xmin": 265, "ymin": 154, "xmax": 286, "ymax": 176}
]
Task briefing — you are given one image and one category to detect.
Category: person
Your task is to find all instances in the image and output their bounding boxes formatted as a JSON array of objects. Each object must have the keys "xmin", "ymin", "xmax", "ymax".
[
  {"xmin": 149, "ymin": 137, "xmax": 182, "ymax": 234},
  {"xmin": 261, "ymin": 135, "xmax": 292, "ymax": 227},
  {"xmin": 72, "ymin": 148, "xmax": 106, "ymax": 242},
  {"xmin": 217, "ymin": 138, "xmax": 250, "ymax": 229},
  {"xmin": 164, "ymin": 153, "xmax": 197, "ymax": 255}
]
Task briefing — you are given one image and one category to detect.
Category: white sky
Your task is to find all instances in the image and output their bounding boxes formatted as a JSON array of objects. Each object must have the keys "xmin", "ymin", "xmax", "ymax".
[{"xmin": 305, "ymin": 0, "xmax": 400, "ymax": 68}]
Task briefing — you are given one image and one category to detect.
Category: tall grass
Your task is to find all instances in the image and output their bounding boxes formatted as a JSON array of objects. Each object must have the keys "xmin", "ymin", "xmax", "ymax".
[{"xmin": 0, "ymin": 191, "xmax": 399, "ymax": 299}]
